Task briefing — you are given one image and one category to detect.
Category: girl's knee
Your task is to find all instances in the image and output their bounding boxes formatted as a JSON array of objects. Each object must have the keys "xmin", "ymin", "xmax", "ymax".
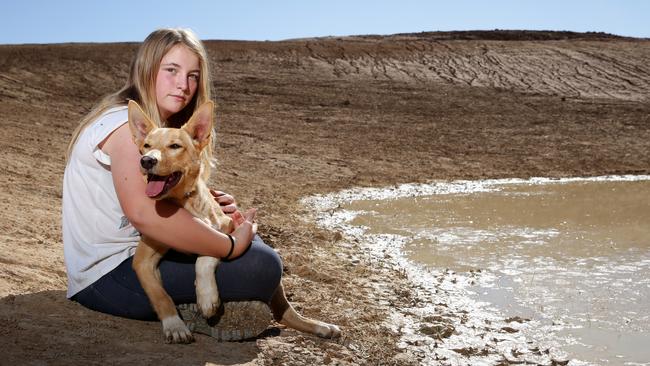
[
  {"xmin": 216, "ymin": 237, "xmax": 283, "ymax": 302},
  {"xmin": 251, "ymin": 239, "xmax": 283, "ymax": 284}
]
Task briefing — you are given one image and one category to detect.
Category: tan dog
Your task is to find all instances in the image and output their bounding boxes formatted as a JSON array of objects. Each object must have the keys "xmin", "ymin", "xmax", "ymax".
[
  {"xmin": 128, "ymin": 100, "xmax": 232, "ymax": 343},
  {"xmin": 128, "ymin": 100, "xmax": 340, "ymax": 344}
]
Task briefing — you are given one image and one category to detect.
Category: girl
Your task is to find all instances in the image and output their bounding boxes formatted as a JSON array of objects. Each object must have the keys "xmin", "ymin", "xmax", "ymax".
[{"xmin": 63, "ymin": 28, "xmax": 281, "ymax": 341}]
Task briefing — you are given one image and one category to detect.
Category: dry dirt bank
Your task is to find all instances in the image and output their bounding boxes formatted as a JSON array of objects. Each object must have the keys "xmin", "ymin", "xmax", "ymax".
[{"xmin": 1, "ymin": 31, "xmax": 649, "ymax": 365}]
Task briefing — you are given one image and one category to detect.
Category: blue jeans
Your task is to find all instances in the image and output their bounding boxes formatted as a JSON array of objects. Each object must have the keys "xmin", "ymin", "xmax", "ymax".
[{"xmin": 72, "ymin": 235, "xmax": 282, "ymax": 321}]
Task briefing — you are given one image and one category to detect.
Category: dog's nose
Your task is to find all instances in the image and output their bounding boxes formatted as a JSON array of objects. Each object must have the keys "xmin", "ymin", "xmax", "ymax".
[{"xmin": 140, "ymin": 156, "xmax": 158, "ymax": 170}]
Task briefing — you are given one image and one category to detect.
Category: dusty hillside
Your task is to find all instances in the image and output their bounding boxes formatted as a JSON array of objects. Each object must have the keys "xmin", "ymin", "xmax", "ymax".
[{"xmin": 1, "ymin": 31, "xmax": 649, "ymax": 365}]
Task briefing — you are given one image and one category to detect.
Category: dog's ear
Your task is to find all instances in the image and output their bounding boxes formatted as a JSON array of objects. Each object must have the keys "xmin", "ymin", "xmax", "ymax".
[
  {"xmin": 182, "ymin": 101, "xmax": 214, "ymax": 149},
  {"xmin": 128, "ymin": 100, "xmax": 156, "ymax": 146}
]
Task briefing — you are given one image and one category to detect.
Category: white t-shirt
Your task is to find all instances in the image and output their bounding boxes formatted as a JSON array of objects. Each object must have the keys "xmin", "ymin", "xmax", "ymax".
[{"xmin": 62, "ymin": 106, "xmax": 139, "ymax": 298}]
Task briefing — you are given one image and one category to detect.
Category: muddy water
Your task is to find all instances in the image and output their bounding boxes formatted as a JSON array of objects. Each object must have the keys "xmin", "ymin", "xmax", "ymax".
[{"xmin": 344, "ymin": 178, "xmax": 650, "ymax": 365}]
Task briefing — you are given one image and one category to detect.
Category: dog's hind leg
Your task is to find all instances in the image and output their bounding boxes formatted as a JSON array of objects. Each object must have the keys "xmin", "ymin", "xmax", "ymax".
[
  {"xmin": 270, "ymin": 283, "xmax": 341, "ymax": 339},
  {"xmin": 133, "ymin": 240, "xmax": 193, "ymax": 344}
]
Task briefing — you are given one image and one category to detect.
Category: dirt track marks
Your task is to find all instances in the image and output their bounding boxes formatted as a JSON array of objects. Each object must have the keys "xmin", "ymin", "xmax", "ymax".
[{"xmin": 296, "ymin": 38, "xmax": 650, "ymax": 101}]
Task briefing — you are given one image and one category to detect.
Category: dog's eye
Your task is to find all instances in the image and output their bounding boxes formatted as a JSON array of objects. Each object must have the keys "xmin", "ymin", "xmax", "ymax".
[
  {"xmin": 143, "ymin": 143, "xmax": 151, "ymax": 149},
  {"xmin": 169, "ymin": 143, "xmax": 182, "ymax": 149}
]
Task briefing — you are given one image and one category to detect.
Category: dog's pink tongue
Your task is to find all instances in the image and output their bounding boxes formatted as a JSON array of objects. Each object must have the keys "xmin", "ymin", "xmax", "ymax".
[{"xmin": 145, "ymin": 180, "xmax": 165, "ymax": 197}]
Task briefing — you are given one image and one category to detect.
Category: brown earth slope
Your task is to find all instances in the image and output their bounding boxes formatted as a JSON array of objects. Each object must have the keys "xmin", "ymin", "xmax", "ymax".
[{"xmin": 1, "ymin": 31, "xmax": 649, "ymax": 365}]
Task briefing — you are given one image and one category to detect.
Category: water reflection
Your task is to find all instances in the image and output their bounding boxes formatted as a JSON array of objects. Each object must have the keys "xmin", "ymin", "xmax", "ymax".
[{"xmin": 345, "ymin": 179, "xmax": 650, "ymax": 365}]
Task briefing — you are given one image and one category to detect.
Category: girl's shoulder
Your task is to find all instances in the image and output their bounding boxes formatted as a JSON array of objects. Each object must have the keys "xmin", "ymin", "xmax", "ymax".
[
  {"xmin": 67, "ymin": 104, "xmax": 130, "ymax": 165},
  {"xmin": 87, "ymin": 105, "xmax": 128, "ymax": 139},
  {"xmin": 93, "ymin": 105, "xmax": 128, "ymax": 128},
  {"xmin": 77, "ymin": 105, "xmax": 128, "ymax": 158}
]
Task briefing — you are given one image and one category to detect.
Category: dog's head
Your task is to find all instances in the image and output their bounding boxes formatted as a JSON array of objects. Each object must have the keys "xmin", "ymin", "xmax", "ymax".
[{"xmin": 127, "ymin": 100, "xmax": 213, "ymax": 201}]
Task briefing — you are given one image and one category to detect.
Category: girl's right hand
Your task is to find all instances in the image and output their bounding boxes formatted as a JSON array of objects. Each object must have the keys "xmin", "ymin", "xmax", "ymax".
[{"xmin": 228, "ymin": 208, "xmax": 257, "ymax": 259}]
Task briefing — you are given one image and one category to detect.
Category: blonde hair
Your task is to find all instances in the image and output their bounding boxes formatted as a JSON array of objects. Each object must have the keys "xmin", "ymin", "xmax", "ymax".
[{"xmin": 66, "ymin": 28, "xmax": 214, "ymax": 171}]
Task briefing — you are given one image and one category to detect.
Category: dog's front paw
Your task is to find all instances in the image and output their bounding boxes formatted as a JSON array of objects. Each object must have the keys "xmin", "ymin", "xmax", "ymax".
[
  {"xmin": 195, "ymin": 257, "xmax": 220, "ymax": 318},
  {"xmin": 162, "ymin": 315, "xmax": 194, "ymax": 344},
  {"xmin": 197, "ymin": 286, "xmax": 221, "ymax": 318}
]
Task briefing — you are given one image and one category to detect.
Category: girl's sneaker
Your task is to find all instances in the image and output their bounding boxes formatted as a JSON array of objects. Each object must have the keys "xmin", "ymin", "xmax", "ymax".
[{"xmin": 177, "ymin": 301, "xmax": 272, "ymax": 341}]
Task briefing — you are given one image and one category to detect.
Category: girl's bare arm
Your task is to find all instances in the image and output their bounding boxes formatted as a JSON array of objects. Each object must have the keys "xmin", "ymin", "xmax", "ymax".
[{"xmin": 102, "ymin": 123, "xmax": 255, "ymax": 259}]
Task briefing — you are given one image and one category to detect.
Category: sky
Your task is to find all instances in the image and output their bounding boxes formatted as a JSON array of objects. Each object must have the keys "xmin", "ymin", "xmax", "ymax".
[{"xmin": 1, "ymin": 0, "xmax": 648, "ymax": 45}]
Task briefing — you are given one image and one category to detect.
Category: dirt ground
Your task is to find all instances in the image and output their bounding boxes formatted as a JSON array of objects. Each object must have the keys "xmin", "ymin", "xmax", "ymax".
[{"xmin": 1, "ymin": 30, "xmax": 649, "ymax": 365}]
